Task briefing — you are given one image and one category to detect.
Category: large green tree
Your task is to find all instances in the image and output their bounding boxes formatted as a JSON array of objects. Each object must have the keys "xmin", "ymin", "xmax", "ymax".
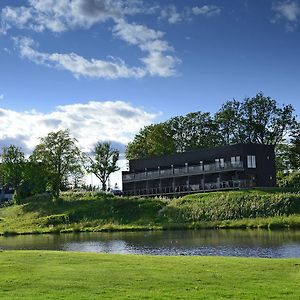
[
  {"xmin": 289, "ymin": 126, "xmax": 300, "ymax": 170},
  {"xmin": 169, "ymin": 111, "xmax": 222, "ymax": 152},
  {"xmin": 31, "ymin": 130, "xmax": 82, "ymax": 198},
  {"xmin": 126, "ymin": 123, "xmax": 175, "ymax": 160},
  {"xmin": 86, "ymin": 142, "xmax": 120, "ymax": 191},
  {"xmin": 216, "ymin": 93, "xmax": 297, "ymax": 145},
  {"xmin": 126, "ymin": 111, "xmax": 221, "ymax": 160},
  {"xmin": 126, "ymin": 93, "xmax": 297, "ymax": 160},
  {"xmin": 0, "ymin": 145, "xmax": 25, "ymax": 190}
]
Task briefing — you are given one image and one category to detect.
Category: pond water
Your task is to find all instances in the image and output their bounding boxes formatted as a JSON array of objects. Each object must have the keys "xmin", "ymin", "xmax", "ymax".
[{"xmin": 1, "ymin": 230, "xmax": 300, "ymax": 258}]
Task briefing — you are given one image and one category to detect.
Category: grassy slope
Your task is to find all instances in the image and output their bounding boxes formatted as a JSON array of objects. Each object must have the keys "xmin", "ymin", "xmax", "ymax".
[
  {"xmin": 1, "ymin": 188, "xmax": 300, "ymax": 234},
  {"xmin": 0, "ymin": 251, "xmax": 299, "ymax": 299}
]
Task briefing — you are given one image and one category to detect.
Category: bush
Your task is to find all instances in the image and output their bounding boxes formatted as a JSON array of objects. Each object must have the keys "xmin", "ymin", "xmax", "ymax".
[
  {"xmin": 44, "ymin": 214, "xmax": 69, "ymax": 226},
  {"xmin": 161, "ymin": 192, "xmax": 300, "ymax": 223},
  {"xmin": 280, "ymin": 171, "xmax": 300, "ymax": 188}
]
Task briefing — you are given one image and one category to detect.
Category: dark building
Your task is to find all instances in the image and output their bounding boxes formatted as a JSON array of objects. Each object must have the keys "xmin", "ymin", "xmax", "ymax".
[{"xmin": 122, "ymin": 144, "xmax": 276, "ymax": 196}]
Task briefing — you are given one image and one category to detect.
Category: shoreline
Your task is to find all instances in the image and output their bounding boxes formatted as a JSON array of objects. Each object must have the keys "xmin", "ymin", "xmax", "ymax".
[{"xmin": 2, "ymin": 215, "xmax": 300, "ymax": 236}]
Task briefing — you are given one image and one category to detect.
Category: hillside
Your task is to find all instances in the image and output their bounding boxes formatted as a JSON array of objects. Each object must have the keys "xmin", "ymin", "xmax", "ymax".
[{"xmin": 1, "ymin": 188, "xmax": 300, "ymax": 235}]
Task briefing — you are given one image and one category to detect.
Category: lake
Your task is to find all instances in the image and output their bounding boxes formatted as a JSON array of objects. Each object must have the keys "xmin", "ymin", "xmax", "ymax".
[{"xmin": 1, "ymin": 230, "xmax": 300, "ymax": 258}]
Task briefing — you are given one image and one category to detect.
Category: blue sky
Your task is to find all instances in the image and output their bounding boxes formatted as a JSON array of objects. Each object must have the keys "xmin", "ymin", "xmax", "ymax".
[{"xmin": 0, "ymin": 0, "xmax": 300, "ymax": 159}]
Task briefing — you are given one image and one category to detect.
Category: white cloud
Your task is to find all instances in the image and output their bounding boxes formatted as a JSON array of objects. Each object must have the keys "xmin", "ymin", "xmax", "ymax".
[
  {"xmin": 0, "ymin": 100, "xmax": 158, "ymax": 154},
  {"xmin": 142, "ymin": 52, "xmax": 180, "ymax": 77},
  {"xmin": 192, "ymin": 5, "xmax": 221, "ymax": 17},
  {"xmin": 112, "ymin": 19, "xmax": 180, "ymax": 77},
  {"xmin": 272, "ymin": 1, "xmax": 300, "ymax": 31},
  {"xmin": 14, "ymin": 36, "xmax": 146, "ymax": 79},
  {"xmin": 4, "ymin": 1, "xmax": 180, "ymax": 78},
  {"xmin": 0, "ymin": 0, "xmax": 147, "ymax": 34},
  {"xmin": 160, "ymin": 5, "xmax": 182, "ymax": 24},
  {"xmin": 14, "ymin": 34, "xmax": 180, "ymax": 79},
  {"xmin": 0, "ymin": 94, "xmax": 4, "ymax": 100}
]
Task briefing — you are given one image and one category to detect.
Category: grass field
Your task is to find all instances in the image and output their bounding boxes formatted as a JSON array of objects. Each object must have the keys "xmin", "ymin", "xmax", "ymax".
[
  {"xmin": 1, "ymin": 188, "xmax": 300, "ymax": 235},
  {"xmin": 0, "ymin": 251, "xmax": 299, "ymax": 299}
]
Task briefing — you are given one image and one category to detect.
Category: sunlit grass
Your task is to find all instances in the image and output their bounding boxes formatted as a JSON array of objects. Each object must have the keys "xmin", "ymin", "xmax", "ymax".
[{"xmin": 0, "ymin": 251, "xmax": 299, "ymax": 299}]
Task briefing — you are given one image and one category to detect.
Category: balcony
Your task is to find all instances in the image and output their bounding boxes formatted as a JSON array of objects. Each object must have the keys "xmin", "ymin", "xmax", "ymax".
[
  {"xmin": 122, "ymin": 161, "xmax": 244, "ymax": 182},
  {"xmin": 123, "ymin": 179, "xmax": 255, "ymax": 196}
]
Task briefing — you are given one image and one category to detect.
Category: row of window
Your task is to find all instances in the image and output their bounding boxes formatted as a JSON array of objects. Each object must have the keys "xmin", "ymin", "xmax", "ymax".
[{"xmin": 213, "ymin": 155, "xmax": 256, "ymax": 169}]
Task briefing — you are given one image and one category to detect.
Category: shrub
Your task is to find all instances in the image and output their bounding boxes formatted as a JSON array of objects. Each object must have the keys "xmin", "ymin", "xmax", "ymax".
[
  {"xmin": 44, "ymin": 214, "xmax": 69, "ymax": 226},
  {"xmin": 162, "ymin": 192, "xmax": 300, "ymax": 223}
]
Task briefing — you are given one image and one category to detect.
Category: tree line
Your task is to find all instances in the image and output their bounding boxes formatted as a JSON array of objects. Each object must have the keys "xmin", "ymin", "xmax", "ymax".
[
  {"xmin": 0, "ymin": 130, "xmax": 120, "ymax": 200},
  {"xmin": 126, "ymin": 93, "xmax": 300, "ymax": 187}
]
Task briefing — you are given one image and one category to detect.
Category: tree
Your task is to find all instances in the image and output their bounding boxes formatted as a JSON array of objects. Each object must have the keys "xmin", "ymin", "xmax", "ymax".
[
  {"xmin": 86, "ymin": 142, "xmax": 120, "ymax": 191},
  {"xmin": 126, "ymin": 93, "xmax": 297, "ymax": 161},
  {"xmin": 169, "ymin": 111, "xmax": 222, "ymax": 152},
  {"xmin": 0, "ymin": 145, "xmax": 25, "ymax": 190},
  {"xmin": 126, "ymin": 111, "xmax": 221, "ymax": 160},
  {"xmin": 216, "ymin": 93, "xmax": 297, "ymax": 146},
  {"xmin": 126, "ymin": 123, "xmax": 176, "ymax": 160},
  {"xmin": 289, "ymin": 125, "xmax": 300, "ymax": 170},
  {"xmin": 31, "ymin": 130, "xmax": 82, "ymax": 198},
  {"xmin": 215, "ymin": 100, "xmax": 245, "ymax": 144}
]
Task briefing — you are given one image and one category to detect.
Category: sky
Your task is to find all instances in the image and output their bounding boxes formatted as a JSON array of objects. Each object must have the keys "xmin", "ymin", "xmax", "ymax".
[{"xmin": 0, "ymin": 0, "xmax": 300, "ymax": 187}]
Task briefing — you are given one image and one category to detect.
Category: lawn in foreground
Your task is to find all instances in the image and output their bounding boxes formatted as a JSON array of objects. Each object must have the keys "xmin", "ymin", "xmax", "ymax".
[{"xmin": 0, "ymin": 251, "xmax": 299, "ymax": 299}]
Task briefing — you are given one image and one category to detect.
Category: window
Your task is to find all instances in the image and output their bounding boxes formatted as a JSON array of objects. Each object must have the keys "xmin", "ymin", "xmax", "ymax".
[
  {"xmin": 215, "ymin": 158, "xmax": 224, "ymax": 168},
  {"xmin": 231, "ymin": 156, "xmax": 241, "ymax": 166},
  {"xmin": 247, "ymin": 155, "xmax": 256, "ymax": 168}
]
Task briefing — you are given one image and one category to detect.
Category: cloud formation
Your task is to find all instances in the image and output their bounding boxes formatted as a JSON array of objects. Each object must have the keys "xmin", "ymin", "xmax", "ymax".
[
  {"xmin": 0, "ymin": 94, "xmax": 4, "ymax": 100},
  {"xmin": 159, "ymin": 4, "xmax": 222, "ymax": 24},
  {"xmin": 191, "ymin": 5, "xmax": 222, "ymax": 17},
  {"xmin": 0, "ymin": 100, "xmax": 157, "ymax": 154},
  {"xmin": 159, "ymin": 5, "xmax": 182, "ymax": 24},
  {"xmin": 0, "ymin": 0, "xmax": 146, "ymax": 34},
  {"xmin": 2, "ymin": 1, "xmax": 180, "ymax": 79},
  {"xmin": 14, "ymin": 37, "xmax": 146, "ymax": 79},
  {"xmin": 272, "ymin": 1, "xmax": 300, "ymax": 31},
  {"xmin": 113, "ymin": 19, "xmax": 180, "ymax": 77}
]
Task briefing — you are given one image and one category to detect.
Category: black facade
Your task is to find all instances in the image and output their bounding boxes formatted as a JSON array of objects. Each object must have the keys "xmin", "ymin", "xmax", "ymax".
[{"xmin": 122, "ymin": 144, "xmax": 276, "ymax": 196}]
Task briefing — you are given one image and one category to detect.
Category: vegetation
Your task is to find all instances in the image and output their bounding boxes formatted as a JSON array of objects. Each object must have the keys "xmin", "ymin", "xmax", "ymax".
[
  {"xmin": 0, "ymin": 130, "xmax": 120, "ymax": 198},
  {"xmin": 85, "ymin": 142, "xmax": 120, "ymax": 191},
  {"xmin": 276, "ymin": 126, "xmax": 300, "ymax": 187},
  {"xmin": 1, "ymin": 189, "xmax": 300, "ymax": 235},
  {"xmin": 126, "ymin": 93, "xmax": 298, "ymax": 160},
  {"xmin": 161, "ymin": 190, "xmax": 300, "ymax": 223},
  {"xmin": 31, "ymin": 130, "xmax": 83, "ymax": 198},
  {"xmin": 0, "ymin": 251, "xmax": 299, "ymax": 299}
]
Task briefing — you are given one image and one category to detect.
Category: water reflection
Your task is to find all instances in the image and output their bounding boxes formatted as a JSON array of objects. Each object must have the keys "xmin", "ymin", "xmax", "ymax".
[{"xmin": 1, "ymin": 230, "xmax": 300, "ymax": 258}]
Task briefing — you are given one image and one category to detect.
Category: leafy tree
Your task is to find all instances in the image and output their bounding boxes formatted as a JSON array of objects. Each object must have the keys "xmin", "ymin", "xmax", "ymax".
[
  {"xmin": 169, "ymin": 111, "xmax": 222, "ymax": 152},
  {"xmin": 17, "ymin": 161, "xmax": 49, "ymax": 200},
  {"xmin": 31, "ymin": 130, "xmax": 82, "ymax": 198},
  {"xmin": 68, "ymin": 165, "xmax": 85, "ymax": 189},
  {"xmin": 279, "ymin": 171, "xmax": 300, "ymax": 188},
  {"xmin": 215, "ymin": 100, "xmax": 245, "ymax": 144},
  {"xmin": 216, "ymin": 93, "xmax": 297, "ymax": 145},
  {"xmin": 289, "ymin": 125, "xmax": 300, "ymax": 170},
  {"xmin": 125, "ymin": 93, "xmax": 297, "ymax": 163},
  {"xmin": 126, "ymin": 123, "xmax": 175, "ymax": 160},
  {"xmin": 86, "ymin": 142, "xmax": 120, "ymax": 191},
  {"xmin": 126, "ymin": 111, "xmax": 221, "ymax": 159},
  {"xmin": 0, "ymin": 145, "xmax": 25, "ymax": 190}
]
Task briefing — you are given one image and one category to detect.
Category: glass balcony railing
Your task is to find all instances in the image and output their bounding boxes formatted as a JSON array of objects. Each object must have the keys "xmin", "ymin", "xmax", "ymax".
[
  {"xmin": 123, "ymin": 179, "xmax": 255, "ymax": 196},
  {"xmin": 122, "ymin": 161, "xmax": 244, "ymax": 182}
]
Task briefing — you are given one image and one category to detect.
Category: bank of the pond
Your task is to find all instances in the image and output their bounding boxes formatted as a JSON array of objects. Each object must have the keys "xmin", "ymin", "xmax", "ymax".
[
  {"xmin": 0, "ymin": 251, "xmax": 299, "ymax": 299},
  {"xmin": 1, "ymin": 189, "xmax": 300, "ymax": 235}
]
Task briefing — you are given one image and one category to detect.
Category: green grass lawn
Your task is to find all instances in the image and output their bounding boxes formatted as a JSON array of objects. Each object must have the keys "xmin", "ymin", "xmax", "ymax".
[{"xmin": 0, "ymin": 251, "xmax": 299, "ymax": 299}]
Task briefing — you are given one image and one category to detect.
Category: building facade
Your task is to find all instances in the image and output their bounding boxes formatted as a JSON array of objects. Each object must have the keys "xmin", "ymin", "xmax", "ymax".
[{"xmin": 122, "ymin": 144, "xmax": 276, "ymax": 196}]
